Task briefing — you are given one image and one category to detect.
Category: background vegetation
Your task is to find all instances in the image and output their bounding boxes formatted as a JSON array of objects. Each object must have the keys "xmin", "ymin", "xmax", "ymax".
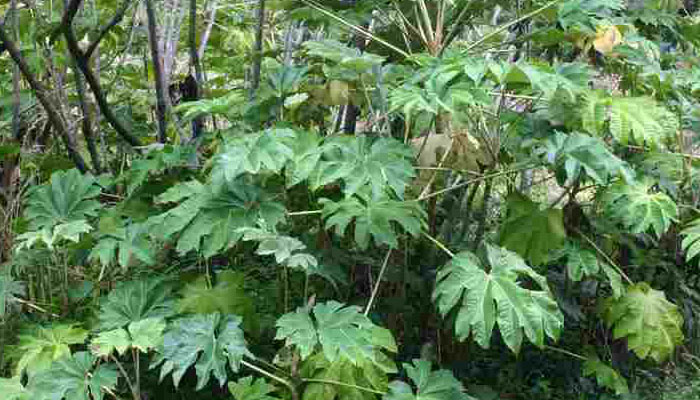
[{"xmin": 1, "ymin": 0, "xmax": 700, "ymax": 399}]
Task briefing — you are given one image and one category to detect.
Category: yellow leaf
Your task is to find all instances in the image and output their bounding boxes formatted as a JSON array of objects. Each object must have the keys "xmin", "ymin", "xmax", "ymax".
[{"xmin": 594, "ymin": 26, "xmax": 622, "ymax": 55}]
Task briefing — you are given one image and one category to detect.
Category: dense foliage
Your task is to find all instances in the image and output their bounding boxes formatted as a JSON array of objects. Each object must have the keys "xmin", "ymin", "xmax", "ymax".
[{"xmin": 1, "ymin": 0, "xmax": 700, "ymax": 399}]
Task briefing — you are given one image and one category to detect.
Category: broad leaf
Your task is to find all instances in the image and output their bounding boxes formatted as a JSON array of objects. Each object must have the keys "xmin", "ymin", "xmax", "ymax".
[
  {"xmin": 499, "ymin": 193, "xmax": 566, "ymax": 265},
  {"xmin": 602, "ymin": 282, "xmax": 684, "ymax": 361},
  {"xmin": 433, "ymin": 244, "xmax": 564, "ymax": 352},
  {"xmin": 90, "ymin": 222, "xmax": 155, "ymax": 269},
  {"xmin": 98, "ymin": 278, "xmax": 176, "ymax": 330},
  {"xmin": 583, "ymin": 356, "xmax": 629, "ymax": 395},
  {"xmin": 601, "ymin": 181, "xmax": 678, "ymax": 238},
  {"xmin": 314, "ymin": 136, "xmax": 415, "ymax": 199},
  {"xmin": 321, "ymin": 194, "xmax": 425, "ymax": 250},
  {"xmin": 24, "ymin": 169, "xmax": 101, "ymax": 231},
  {"xmin": 561, "ymin": 241, "xmax": 600, "ymax": 281},
  {"xmin": 178, "ymin": 271, "xmax": 255, "ymax": 322},
  {"xmin": 15, "ymin": 324, "xmax": 88, "ymax": 377},
  {"xmin": 681, "ymin": 217, "xmax": 700, "ymax": 264},
  {"xmin": 229, "ymin": 376, "xmax": 280, "ymax": 400},
  {"xmin": 383, "ymin": 359, "xmax": 472, "ymax": 400},
  {"xmin": 275, "ymin": 301, "xmax": 397, "ymax": 363},
  {"xmin": 28, "ymin": 352, "xmax": 118, "ymax": 400},
  {"xmin": 158, "ymin": 313, "xmax": 252, "ymax": 389},
  {"xmin": 608, "ymin": 96, "xmax": 678, "ymax": 147},
  {"xmin": 301, "ymin": 353, "xmax": 394, "ymax": 400}
]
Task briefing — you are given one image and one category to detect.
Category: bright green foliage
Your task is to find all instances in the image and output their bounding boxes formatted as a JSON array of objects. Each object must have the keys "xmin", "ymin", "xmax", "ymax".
[
  {"xmin": 15, "ymin": 220, "xmax": 93, "ymax": 251},
  {"xmin": 15, "ymin": 324, "xmax": 88, "ymax": 377},
  {"xmin": 97, "ymin": 278, "xmax": 176, "ymax": 330},
  {"xmin": 178, "ymin": 271, "xmax": 254, "ymax": 320},
  {"xmin": 0, "ymin": 376, "xmax": 28, "ymax": 400},
  {"xmin": 558, "ymin": 0, "xmax": 624, "ymax": 31},
  {"xmin": 275, "ymin": 301, "xmax": 397, "ymax": 363},
  {"xmin": 583, "ymin": 356, "xmax": 629, "ymax": 395},
  {"xmin": 383, "ymin": 359, "xmax": 472, "ymax": 400},
  {"xmin": 174, "ymin": 91, "xmax": 246, "ymax": 121},
  {"xmin": 91, "ymin": 318, "xmax": 165, "ymax": 357},
  {"xmin": 433, "ymin": 244, "xmax": 564, "ymax": 352},
  {"xmin": 601, "ymin": 181, "xmax": 678, "ymax": 238},
  {"xmin": 301, "ymin": 353, "xmax": 394, "ymax": 400},
  {"xmin": 148, "ymin": 179, "xmax": 286, "ymax": 257},
  {"xmin": 304, "ymin": 40, "xmax": 384, "ymax": 71},
  {"xmin": 285, "ymin": 129, "xmax": 324, "ymax": 188},
  {"xmin": 0, "ymin": 274, "xmax": 24, "ymax": 316},
  {"xmin": 121, "ymin": 144, "xmax": 197, "ymax": 196},
  {"xmin": 24, "ymin": 169, "xmax": 101, "ymax": 231},
  {"xmin": 158, "ymin": 313, "xmax": 252, "ymax": 389},
  {"xmin": 602, "ymin": 282, "xmax": 684, "ymax": 362},
  {"xmin": 314, "ymin": 136, "xmax": 415, "ymax": 199},
  {"xmin": 544, "ymin": 132, "xmax": 634, "ymax": 185},
  {"xmin": 321, "ymin": 194, "xmax": 425, "ymax": 250},
  {"xmin": 212, "ymin": 129, "xmax": 295, "ymax": 184},
  {"xmin": 499, "ymin": 193, "xmax": 566, "ymax": 265},
  {"xmin": 90, "ymin": 222, "xmax": 155, "ymax": 269},
  {"xmin": 608, "ymin": 96, "xmax": 678, "ymax": 147},
  {"xmin": 27, "ymin": 352, "xmax": 118, "ymax": 400},
  {"xmin": 239, "ymin": 228, "xmax": 319, "ymax": 270},
  {"xmin": 229, "ymin": 376, "xmax": 280, "ymax": 400},
  {"xmin": 681, "ymin": 217, "xmax": 700, "ymax": 263}
]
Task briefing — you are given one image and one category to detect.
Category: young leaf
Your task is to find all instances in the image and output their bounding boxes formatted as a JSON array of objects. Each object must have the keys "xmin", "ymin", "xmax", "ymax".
[
  {"xmin": 314, "ymin": 136, "xmax": 415, "ymax": 199},
  {"xmin": 24, "ymin": 169, "xmax": 101, "ymax": 231},
  {"xmin": 582, "ymin": 357, "xmax": 629, "ymax": 395},
  {"xmin": 321, "ymin": 194, "xmax": 425, "ymax": 250},
  {"xmin": 275, "ymin": 301, "xmax": 397, "ymax": 364},
  {"xmin": 681, "ymin": 217, "xmax": 700, "ymax": 264},
  {"xmin": 98, "ymin": 278, "xmax": 176, "ymax": 330},
  {"xmin": 602, "ymin": 282, "xmax": 684, "ymax": 362},
  {"xmin": 301, "ymin": 353, "xmax": 392, "ymax": 400},
  {"xmin": 601, "ymin": 180, "xmax": 678, "ymax": 238},
  {"xmin": 383, "ymin": 359, "xmax": 473, "ymax": 400},
  {"xmin": 229, "ymin": 376, "xmax": 280, "ymax": 400},
  {"xmin": 15, "ymin": 324, "xmax": 88, "ymax": 377},
  {"xmin": 158, "ymin": 313, "xmax": 252, "ymax": 389},
  {"xmin": 433, "ymin": 244, "xmax": 564, "ymax": 352},
  {"xmin": 499, "ymin": 193, "xmax": 566, "ymax": 265},
  {"xmin": 27, "ymin": 352, "xmax": 118, "ymax": 400}
]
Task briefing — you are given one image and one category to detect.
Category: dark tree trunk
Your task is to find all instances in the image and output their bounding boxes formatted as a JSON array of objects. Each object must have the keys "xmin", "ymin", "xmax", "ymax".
[
  {"xmin": 146, "ymin": 0, "xmax": 170, "ymax": 143},
  {"xmin": 249, "ymin": 0, "xmax": 265, "ymax": 100}
]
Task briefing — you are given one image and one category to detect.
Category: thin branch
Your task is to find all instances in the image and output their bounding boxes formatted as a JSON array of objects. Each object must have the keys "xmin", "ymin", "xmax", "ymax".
[
  {"xmin": 241, "ymin": 359, "xmax": 299, "ymax": 400},
  {"xmin": 85, "ymin": 0, "xmax": 132, "ymax": 59},
  {"xmin": 574, "ymin": 228, "xmax": 633, "ymax": 285},
  {"xmin": 417, "ymin": 165, "xmax": 534, "ymax": 201},
  {"xmin": 287, "ymin": 210, "xmax": 323, "ymax": 217},
  {"xmin": 543, "ymin": 345, "xmax": 588, "ymax": 361},
  {"xmin": 302, "ymin": 379, "xmax": 387, "ymax": 395},
  {"xmin": 364, "ymin": 249, "xmax": 392, "ymax": 316},
  {"xmin": 423, "ymin": 231, "xmax": 455, "ymax": 258}
]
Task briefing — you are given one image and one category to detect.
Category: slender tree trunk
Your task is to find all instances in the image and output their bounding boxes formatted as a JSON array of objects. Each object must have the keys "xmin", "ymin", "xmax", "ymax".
[
  {"xmin": 188, "ymin": 0, "xmax": 203, "ymax": 139},
  {"xmin": 249, "ymin": 0, "xmax": 266, "ymax": 100},
  {"xmin": 145, "ymin": 0, "xmax": 169, "ymax": 143},
  {"xmin": 197, "ymin": 0, "xmax": 217, "ymax": 60},
  {"xmin": 0, "ymin": 21, "xmax": 88, "ymax": 172},
  {"xmin": 10, "ymin": 0, "xmax": 20, "ymax": 142},
  {"xmin": 75, "ymin": 64, "xmax": 102, "ymax": 173}
]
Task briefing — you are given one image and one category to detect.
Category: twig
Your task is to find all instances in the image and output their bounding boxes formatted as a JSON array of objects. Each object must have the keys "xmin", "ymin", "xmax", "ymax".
[
  {"xmin": 242, "ymin": 359, "xmax": 299, "ymax": 400},
  {"xmin": 364, "ymin": 249, "xmax": 392, "ymax": 316},
  {"xmin": 543, "ymin": 345, "xmax": 588, "ymax": 361},
  {"xmin": 423, "ymin": 232, "xmax": 455, "ymax": 258},
  {"xmin": 15, "ymin": 298, "xmax": 59, "ymax": 317},
  {"xmin": 287, "ymin": 210, "xmax": 323, "ymax": 217},
  {"xmin": 574, "ymin": 228, "xmax": 633, "ymax": 285}
]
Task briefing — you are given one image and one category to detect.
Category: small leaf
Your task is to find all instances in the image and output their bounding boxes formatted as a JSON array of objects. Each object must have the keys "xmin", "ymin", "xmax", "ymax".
[
  {"xmin": 229, "ymin": 376, "xmax": 280, "ymax": 400},
  {"xmin": 383, "ymin": 359, "xmax": 473, "ymax": 400},
  {"xmin": 583, "ymin": 357, "xmax": 629, "ymax": 395},
  {"xmin": 681, "ymin": 217, "xmax": 700, "ymax": 264}
]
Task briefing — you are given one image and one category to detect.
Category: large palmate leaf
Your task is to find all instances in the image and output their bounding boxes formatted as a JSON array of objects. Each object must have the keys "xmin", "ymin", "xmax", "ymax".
[
  {"xmin": 178, "ymin": 271, "xmax": 254, "ymax": 322},
  {"xmin": 543, "ymin": 132, "xmax": 634, "ymax": 185},
  {"xmin": 499, "ymin": 193, "xmax": 566, "ymax": 265},
  {"xmin": 602, "ymin": 282, "xmax": 684, "ymax": 361},
  {"xmin": 28, "ymin": 352, "xmax": 118, "ymax": 400},
  {"xmin": 0, "ymin": 274, "xmax": 25, "ymax": 316},
  {"xmin": 608, "ymin": 96, "xmax": 678, "ymax": 147},
  {"xmin": 433, "ymin": 244, "xmax": 564, "ymax": 352},
  {"xmin": 90, "ymin": 222, "xmax": 155, "ymax": 269},
  {"xmin": 229, "ymin": 376, "xmax": 280, "ymax": 400},
  {"xmin": 321, "ymin": 193, "xmax": 425, "ymax": 250},
  {"xmin": 275, "ymin": 301, "xmax": 397, "ymax": 363},
  {"xmin": 301, "ymin": 353, "xmax": 395, "ymax": 400},
  {"xmin": 583, "ymin": 356, "xmax": 629, "ymax": 395},
  {"xmin": 157, "ymin": 313, "xmax": 252, "ymax": 389},
  {"xmin": 98, "ymin": 278, "xmax": 176, "ymax": 330},
  {"xmin": 285, "ymin": 129, "xmax": 324, "ymax": 188},
  {"xmin": 91, "ymin": 318, "xmax": 166, "ymax": 357},
  {"xmin": 383, "ymin": 359, "xmax": 473, "ymax": 400},
  {"xmin": 601, "ymin": 181, "xmax": 678, "ymax": 238},
  {"xmin": 148, "ymin": 178, "xmax": 286, "ymax": 257},
  {"xmin": 313, "ymin": 136, "xmax": 415, "ymax": 200},
  {"xmin": 24, "ymin": 169, "xmax": 101, "ymax": 231},
  {"xmin": 212, "ymin": 129, "xmax": 295, "ymax": 184},
  {"xmin": 681, "ymin": 217, "xmax": 700, "ymax": 264},
  {"xmin": 0, "ymin": 376, "xmax": 29, "ymax": 400},
  {"xmin": 15, "ymin": 324, "xmax": 88, "ymax": 377}
]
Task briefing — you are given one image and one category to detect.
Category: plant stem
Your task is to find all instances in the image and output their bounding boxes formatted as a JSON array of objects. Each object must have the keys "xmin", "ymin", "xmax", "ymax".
[
  {"xmin": 111, "ymin": 355, "xmax": 139, "ymax": 400},
  {"xmin": 417, "ymin": 166, "xmax": 533, "ymax": 201},
  {"xmin": 423, "ymin": 232, "xmax": 455, "ymax": 258},
  {"xmin": 364, "ymin": 249, "xmax": 392, "ymax": 316},
  {"xmin": 241, "ymin": 359, "xmax": 299, "ymax": 400},
  {"xmin": 302, "ymin": 378, "xmax": 387, "ymax": 395},
  {"xmin": 574, "ymin": 228, "xmax": 633, "ymax": 285},
  {"xmin": 543, "ymin": 345, "xmax": 588, "ymax": 361},
  {"xmin": 287, "ymin": 210, "xmax": 323, "ymax": 216}
]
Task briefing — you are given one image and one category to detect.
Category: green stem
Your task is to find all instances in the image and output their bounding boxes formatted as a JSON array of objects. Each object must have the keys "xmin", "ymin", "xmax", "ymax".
[
  {"xmin": 543, "ymin": 345, "xmax": 588, "ymax": 361},
  {"xmin": 241, "ymin": 359, "xmax": 299, "ymax": 400},
  {"xmin": 111, "ymin": 355, "xmax": 138, "ymax": 400},
  {"xmin": 288, "ymin": 210, "xmax": 323, "ymax": 217},
  {"xmin": 423, "ymin": 232, "xmax": 455, "ymax": 258},
  {"xmin": 364, "ymin": 249, "xmax": 392, "ymax": 316},
  {"xmin": 302, "ymin": 378, "xmax": 387, "ymax": 395},
  {"xmin": 575, "ymin": 228, "xmax": 633, "ymax": 285}
]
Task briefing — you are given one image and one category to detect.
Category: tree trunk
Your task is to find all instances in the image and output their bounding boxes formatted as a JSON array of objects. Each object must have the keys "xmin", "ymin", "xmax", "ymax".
[
  {"xmin": 188, "ymin": 0, "xmax": 203, "ymax": 139},
  {"xmin": 249, "ymin": 0, "xmax": 266, "ymax": 100},
  {"xmin": 145, "ymin": 0, "xmax": 170, "ymax": 143}
]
